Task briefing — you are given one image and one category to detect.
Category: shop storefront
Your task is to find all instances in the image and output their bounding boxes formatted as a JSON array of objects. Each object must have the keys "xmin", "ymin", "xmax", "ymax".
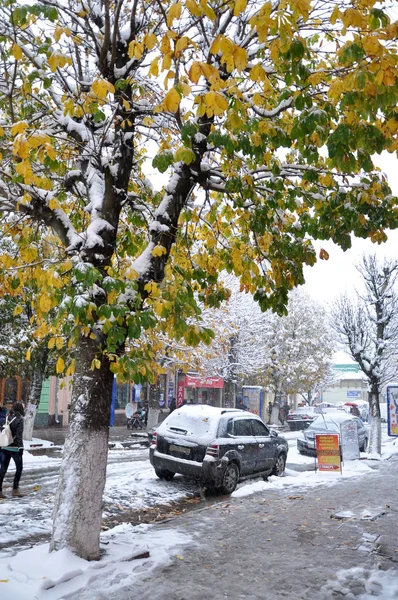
[{"xmin": 178, "ymin": 374, "xmax": 224, "ymax": 407}]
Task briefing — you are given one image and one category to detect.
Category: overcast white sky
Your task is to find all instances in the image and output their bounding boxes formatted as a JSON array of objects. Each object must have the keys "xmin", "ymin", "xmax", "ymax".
[{"xmin": 302, "ymin": 151, "xmax": 398, "ymax": 307}]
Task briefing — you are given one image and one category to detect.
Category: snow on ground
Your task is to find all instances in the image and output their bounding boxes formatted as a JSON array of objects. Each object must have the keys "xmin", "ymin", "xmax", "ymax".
[
  {"xmin": 321, "ymin": 566, "xmax": 398, "ymax": 599},
  {"xmin": 0, "ymin": 523, "xmax": 191, "ymax": 600}
]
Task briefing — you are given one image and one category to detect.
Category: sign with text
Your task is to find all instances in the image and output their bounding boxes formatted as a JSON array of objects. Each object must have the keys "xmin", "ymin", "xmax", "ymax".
[
  {"xmin": 347, "ymin": 390, "xmax": 361, "ymax": 398},
  {"xmin": 185, "ymin": 375, "xmax": 224, "ymax": 388},
  {"xmin": 386, "ymin": 385, "xmax": 398, "ymax": 437},
  {"xmin": 315, "ymin": 434, "xmax": 341, "ymax": 472},
  {"xmin": 340, "ymin": 420, "xmax": 360, "ymax": 461},
  {"xmin": 177, "ymin": 381, "xmax": 185, "ymax": 407}
]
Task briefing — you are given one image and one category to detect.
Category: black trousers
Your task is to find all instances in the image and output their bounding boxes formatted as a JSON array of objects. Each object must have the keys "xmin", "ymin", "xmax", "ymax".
[{"xmin": 0, "ymin": 449, "xmax": 23, "ymax": 490}]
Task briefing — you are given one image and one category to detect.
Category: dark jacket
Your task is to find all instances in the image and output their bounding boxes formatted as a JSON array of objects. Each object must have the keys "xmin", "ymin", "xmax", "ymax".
[{"xmin": 7, "ymin": 410, "xmax": 24, "ymax": 449}]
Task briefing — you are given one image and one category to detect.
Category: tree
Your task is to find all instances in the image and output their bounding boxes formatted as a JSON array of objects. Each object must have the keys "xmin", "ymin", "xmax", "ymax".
[
  {"xmin": 330, "ymin": 255, "xmax": 398, "ymax": 455},
  {"xmin": 0, "ymin": 0, "xmax": 397, "ymax": 559}
]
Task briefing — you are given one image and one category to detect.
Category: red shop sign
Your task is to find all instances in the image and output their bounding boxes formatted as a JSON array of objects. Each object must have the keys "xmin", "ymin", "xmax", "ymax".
[{"xmin": 185, "ymin": 375, "xmax": 224, "ymax": 389}]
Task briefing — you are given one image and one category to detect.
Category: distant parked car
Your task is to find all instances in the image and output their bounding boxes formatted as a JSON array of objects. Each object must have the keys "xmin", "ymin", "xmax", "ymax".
[
  {"xmin": 297, "ymin": 412, "xmax": 369, "ymax": 456},
  {"xmin": 149, "ymin": 405, "xmax": 289, "ymax": 494},
  {"xmin": 286, "ymin": 406, "xmax": 321, "ymax": 431}
]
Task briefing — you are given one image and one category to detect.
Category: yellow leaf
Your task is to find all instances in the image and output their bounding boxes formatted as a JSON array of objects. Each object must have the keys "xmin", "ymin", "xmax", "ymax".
[
  {"xmin": 186, "ymin": 0, "xmax": 203, "ymax": 17},
  {"xmin": 0, "ymin": 127, "xmax": 4, "ymax": 137},
  {"xmin": 11, "ymin": 121, "xmax": 28, "ymax": 136},
  {"xmin": 160, "ymin": 35, "xmax": 171, "ymax": 55},
  {"xmin": 12, "ymin": 43, "xmax": 23, "ymax": 60},
  {"xmin": 176, "ymin": 554, "xmax": 184, "ymax": 560},
  {"xmin": 128, "ymin": 41, "xmax": 144, "ymax": 60},
  {"xmin": 152, "ymin": 245, "xmax": 168, "ymax": 257},
  {"xmin": 233, "ymin": 0, "xmax": 247, "ymax": 17},
  {"xmin": 48, "ymin": 54, "xmax": 72, "ymax": 73},
  {"xmin": 56, "ymin": 357, "xmax": 65, "ymax": 374},
  {"xmin": 149, "ymin": 57, "xmax": 159, "ymax": 77},
  {"xmin": 189, "ymin": 62, "xmax": 202, "ymax": 84},
  {"xmin": 234, "ymin": 46, "xmax": 248, "ymax": 72},
  {"xmin": 56, "ymin": 337, "xmax": 64, "ymax": 350},
  {"xmin": 48, "ymin": 337, "xmax": 56, "ymax": 349},
  {"xmin": 33, "ymin": 486, "xmax": 41, "ymax": 491},
  {"xmin": 164, "ymin": 87, "xmax": 181, "ymax": 112},
  {"xmin": 66, "ymin": 360, "xmax": 76, "ymax": 376},
  {"xmin": 13, "ymin": 305, "xmax": 23, "ymax": 316},
  {"xmin": 26, "ymin": 348, "xmax": 31, "ymax": 362},
  {"xmin": 175, "ymin": 36, "xmax": 189, "ymax": 55},
  {"xmin": 162, "ymin": 53, "xmax": 172, "ymax": 71},
  {"xmin": 92, "ymin": 79, "xmax": 115, "ymax": 99},
  {"xmin": 144, "ymin": 33, "xmax": 157, "ymax": 50},
  {"xmin": 330, "ymin": 5, "xmax": 341, "ymax": 25},
  {"xmin": 167, "ymin": 2, "xmax": 182, "ymax": 27},
  {"xmin": 90, "ymin": 358, "xmax": 101, "ymax": 370},
  {"xmin": 39, "ymin": 295, "xmax": 52, "ymax": 313}
]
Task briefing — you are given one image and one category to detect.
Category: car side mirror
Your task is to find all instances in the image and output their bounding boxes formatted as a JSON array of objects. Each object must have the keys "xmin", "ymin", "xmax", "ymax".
[{"xmin": 270, "ymin": 429, "xmax": 278, "ymax": 438}]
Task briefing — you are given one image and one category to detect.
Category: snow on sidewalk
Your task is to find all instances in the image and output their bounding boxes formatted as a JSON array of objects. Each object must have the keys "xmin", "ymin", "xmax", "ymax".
[{"xmin": 0, "ymin": 523, "xmax": 191, "ymax": 600}]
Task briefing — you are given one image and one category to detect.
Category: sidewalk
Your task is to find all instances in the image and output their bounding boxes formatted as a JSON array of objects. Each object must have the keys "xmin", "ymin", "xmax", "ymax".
[
  {"xmin": 106, "ymin": 455, "xmax": 398, "ymax": 600},
  {"xmin": 29, "ymin": 425, "xmax": 148, "ymax": 450}
]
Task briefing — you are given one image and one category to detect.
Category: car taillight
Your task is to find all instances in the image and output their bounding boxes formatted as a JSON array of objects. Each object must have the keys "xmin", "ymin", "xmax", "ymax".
[
  {"xmin": 206, "ymin": 443, "xmax": 219, "ymax": 458},
  {"xmin": 151, "ymin": 431, "xmax": 157, "ymax": 446}
]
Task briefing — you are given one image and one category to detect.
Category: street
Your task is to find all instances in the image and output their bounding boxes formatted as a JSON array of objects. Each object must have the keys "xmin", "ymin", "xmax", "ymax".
[{"xmin": 1, "ymin": 426, "xmax": 398, "ymax": 599}]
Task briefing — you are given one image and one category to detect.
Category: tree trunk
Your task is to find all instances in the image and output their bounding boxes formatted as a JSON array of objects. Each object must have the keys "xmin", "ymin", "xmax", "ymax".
[
  {"xmin": 23, "ymin": 368, "xmax": 45, "ymax": 441},
  {"xmin": 50, "ymin": 334, "xmax": 114, "ymax": 560},
  {"xmin": 270, "ymin": 388, "xmax": 282, "ymax": 426},
  {"xmin": 224, "ymin": 379, "xmax": 236, "ymax": 408},
  {"xmin": 368, "ymin": 386, "xmax": 382, "ymax": 455}
]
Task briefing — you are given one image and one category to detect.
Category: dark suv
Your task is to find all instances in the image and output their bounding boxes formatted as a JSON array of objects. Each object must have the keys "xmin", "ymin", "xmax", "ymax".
[{"xmin": 149, "ymin": 405, "xmax": 288, "ymax": 494}]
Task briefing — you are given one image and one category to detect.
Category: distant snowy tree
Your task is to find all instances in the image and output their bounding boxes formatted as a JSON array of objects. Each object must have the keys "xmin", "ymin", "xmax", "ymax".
[
  {"xmin": 256, "ymin": 289, "xmax": 335, "ymax": 423},
  {"xmin": 330, "ymin": 255, "xmax": 398, "ymax": 455}
]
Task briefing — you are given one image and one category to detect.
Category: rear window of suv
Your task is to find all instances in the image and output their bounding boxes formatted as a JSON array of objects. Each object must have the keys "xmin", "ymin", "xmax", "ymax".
[{"xmin": 162, "ymin": 409, "xmax": 219, "ymax": 438}]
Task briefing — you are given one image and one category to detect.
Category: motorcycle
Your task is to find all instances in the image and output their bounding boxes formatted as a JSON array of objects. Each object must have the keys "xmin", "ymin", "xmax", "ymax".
[{"xmin": 127, "ymin": 410, "xmax": 145, "ymax": 430}]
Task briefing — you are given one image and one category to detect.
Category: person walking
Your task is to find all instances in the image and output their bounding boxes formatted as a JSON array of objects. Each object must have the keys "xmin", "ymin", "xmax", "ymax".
[{"xmin": 0, "ymin": 402, "xmax": 25, "ymax": 499}]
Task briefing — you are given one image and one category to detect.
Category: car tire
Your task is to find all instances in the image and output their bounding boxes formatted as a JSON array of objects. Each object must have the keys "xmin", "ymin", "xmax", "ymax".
[
  {"xmin": 272, "ymin": 453, "xmax": 286, "ymax": 477},
  {"xmin": 220, "ymin": 462, "xmax": 239, "ymax": 495},
  {"xmin": 155, "ymin": 469, "xmax": 175, "ymax": 481}
]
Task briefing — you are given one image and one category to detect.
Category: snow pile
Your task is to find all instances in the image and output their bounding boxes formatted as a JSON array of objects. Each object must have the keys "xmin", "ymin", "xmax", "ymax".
[
  {"xmin": 321, "ymin": 566, "xmax": 398, "ymax": 599},
  {"xmin": 0, "ymin": 523, "xmax": 191, "ymax": 600},
  {"xmin": 232, "ymin": 459, "xmax": 374, "ymax": 498}
]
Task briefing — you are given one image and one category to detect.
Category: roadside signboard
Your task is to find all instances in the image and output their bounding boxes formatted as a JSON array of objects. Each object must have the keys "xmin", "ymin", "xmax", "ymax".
[
  {"xmin": 340, "ymin": 420, "xmax": 360, "ymax": 461},
  {"xmin": 386, "ymin": 385, "xmax": 398, "ymax": 437},
  {"xmin": 315, "ymin": 434, "xmax": 341, "ymax": 472}
]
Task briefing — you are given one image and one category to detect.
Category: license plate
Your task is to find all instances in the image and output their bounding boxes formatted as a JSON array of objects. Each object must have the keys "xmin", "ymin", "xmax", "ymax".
[{"xmin": 169, "ymin": 444, "xmax": 190, "ymax": 456}]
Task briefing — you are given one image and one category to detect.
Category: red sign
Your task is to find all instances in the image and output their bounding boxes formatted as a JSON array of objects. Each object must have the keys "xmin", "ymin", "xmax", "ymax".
[
  {"xmin": 177, "ymin": 381, "xmax": 185, "ymax": 407},
  {"xmin": 184, "ymin": 375, "xmax": 224, "ymax": 389},
  {"xmin": 315, "ymin": 434, "xmax": 341, "ymax": 472}
]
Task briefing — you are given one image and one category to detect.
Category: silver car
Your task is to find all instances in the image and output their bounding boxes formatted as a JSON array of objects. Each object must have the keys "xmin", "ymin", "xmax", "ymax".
[{"xmin": 297, "ymin": 412, "xmax": 369, "ymax": 456}]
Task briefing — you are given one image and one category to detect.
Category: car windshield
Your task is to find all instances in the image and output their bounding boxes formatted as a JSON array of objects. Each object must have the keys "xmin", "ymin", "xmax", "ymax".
[{"xmin": 308, "ymin": 413, "xmax": 351, "ymax": 431}]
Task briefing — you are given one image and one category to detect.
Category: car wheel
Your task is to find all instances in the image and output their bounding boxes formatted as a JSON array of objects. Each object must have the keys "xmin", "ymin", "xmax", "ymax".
[
  {"xmin": 220, "ymin": 462, "xmax": 239, "ymax": 495},
  {"xmin": 272, "ymin": 453, "xmax": 286, "ymax": 477},
  {"xmin": 155, "ymin": 469, "xmax": 175, "ymax": 481}
]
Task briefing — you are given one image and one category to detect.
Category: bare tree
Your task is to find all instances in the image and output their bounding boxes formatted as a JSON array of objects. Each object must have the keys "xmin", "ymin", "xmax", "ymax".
[{"xmin": 331, "ymin": 255, "xmax": 398, "ymax": 454}]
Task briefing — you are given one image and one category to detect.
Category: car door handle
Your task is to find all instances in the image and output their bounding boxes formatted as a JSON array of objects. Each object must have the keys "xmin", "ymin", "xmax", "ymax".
[
  {"xmin": 258, "ymin": 444, "xmax": 264, "ymax": 448},
  {"xmin": 238, "ymin": 445, "xmax": 244, "ymax": 450}
]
